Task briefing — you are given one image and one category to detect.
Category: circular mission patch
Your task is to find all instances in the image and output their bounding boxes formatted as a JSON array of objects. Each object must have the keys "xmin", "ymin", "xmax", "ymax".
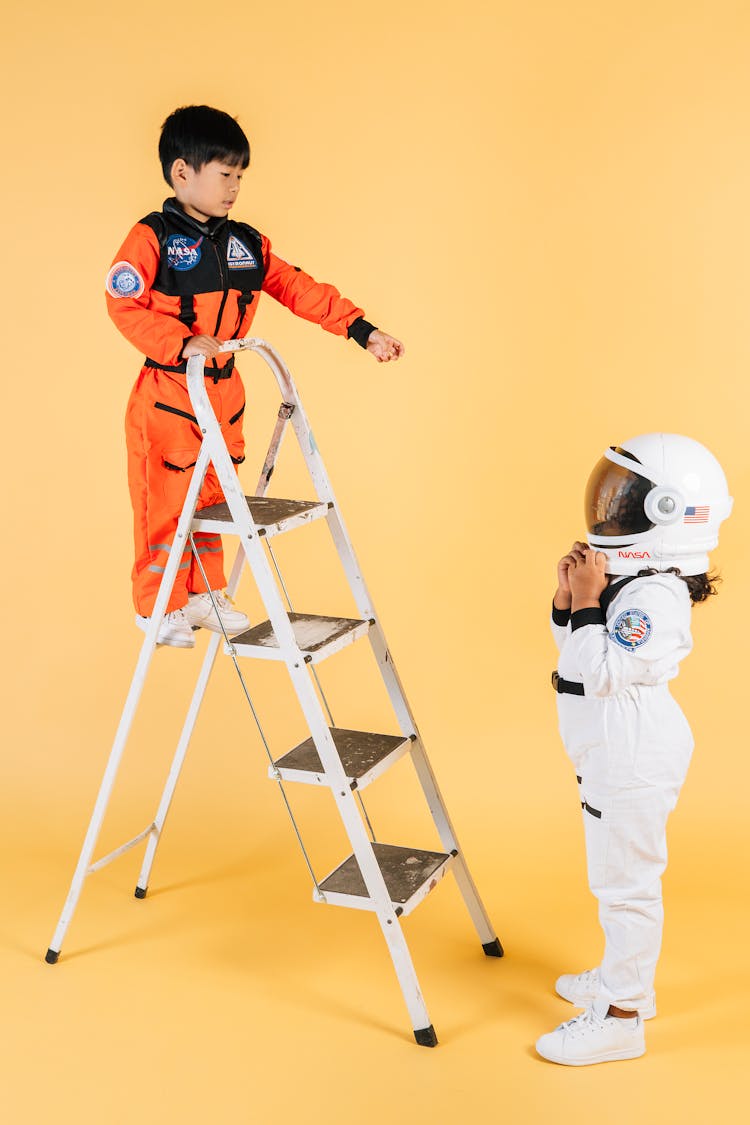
[
  {"xmin": 611, "ymin": 609, "xmax": 652, "ymax": 649},
  {"xmin": 106, "ymin": 261, "xmax": 145, "ymax": 299}
]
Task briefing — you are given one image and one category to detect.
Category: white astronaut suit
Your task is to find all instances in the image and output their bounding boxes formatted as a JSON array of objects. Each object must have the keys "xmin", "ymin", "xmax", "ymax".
[
  {"xmin": 552, "ymin": 573, "xmax": 694, "ymax": 1011},
  {"xmin": 551, "ymin": 433, "xmax": 733, "ymax": 1017}
]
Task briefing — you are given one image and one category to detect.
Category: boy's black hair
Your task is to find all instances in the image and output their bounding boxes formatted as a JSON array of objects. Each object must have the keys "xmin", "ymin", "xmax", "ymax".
[
  {"xmin": 637, "ymin": 567, "xmax": 720, "ymax": 605},
  {"xmin": 159, "ymin": 105, "xmax": 250, "ymax": 186}
]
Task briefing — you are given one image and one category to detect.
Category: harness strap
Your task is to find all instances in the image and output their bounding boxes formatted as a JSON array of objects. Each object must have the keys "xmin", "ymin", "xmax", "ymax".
[
  {"xmin": 551, "ymin": 671, "xmax": 585, "ymax": 696},
  {"xmin": 144, "ymin": 354, "xmax": 235, "ymax": 379},
  {"xmin": 178, "ymin": 294, "xmax": 197, "ymax": 329}
]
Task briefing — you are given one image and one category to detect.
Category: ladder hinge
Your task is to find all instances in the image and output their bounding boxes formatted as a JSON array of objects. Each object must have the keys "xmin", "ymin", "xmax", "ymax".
[{"xmin": 280, "ymin": 403, "xmax": 295, "ymax": 419}]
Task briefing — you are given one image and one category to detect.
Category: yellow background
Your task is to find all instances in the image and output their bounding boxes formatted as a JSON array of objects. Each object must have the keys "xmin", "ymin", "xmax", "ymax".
[{"xmin": 2, "ymin": 1, "xmax": 748, "ymax": 1121}]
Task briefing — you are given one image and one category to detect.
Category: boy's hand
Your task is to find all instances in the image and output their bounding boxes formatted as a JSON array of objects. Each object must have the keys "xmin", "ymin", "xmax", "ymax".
[
  {"xmin": 182, "ymin": 335, "xmax": 223, "ymax": 359},
  {"xmin": 366, "ymin": 330, "xmax": 405, "ymax": 363},
  {"xmin": 568, "ymin": 548, "xmax": 608, "ymax": 609}
]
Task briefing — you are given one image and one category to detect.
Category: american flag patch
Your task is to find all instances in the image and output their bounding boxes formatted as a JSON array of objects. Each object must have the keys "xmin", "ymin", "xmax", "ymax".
[{"xmin": 684, "ymin": 506, "xmax": 710, "ymax": 524}]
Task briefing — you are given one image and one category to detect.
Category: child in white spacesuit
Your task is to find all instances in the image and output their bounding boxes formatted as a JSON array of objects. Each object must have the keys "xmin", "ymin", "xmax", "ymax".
[{"xmin": 536, "ymin": 433, "xmax": 733, "ymax": 1067}]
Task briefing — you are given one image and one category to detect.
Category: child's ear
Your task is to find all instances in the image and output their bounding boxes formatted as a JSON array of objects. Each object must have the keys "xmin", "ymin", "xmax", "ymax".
[{"xmin": 170, "ymin": 158, "xmax": 188, "ymax": 185}]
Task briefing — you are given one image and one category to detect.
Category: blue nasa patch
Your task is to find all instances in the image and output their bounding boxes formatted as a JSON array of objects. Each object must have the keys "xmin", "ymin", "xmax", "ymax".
[
  {"xmin": 166, "ymin": 234, "xmax": 204, "ymax": 271},
  {"xmin": 611, "ymin": 609, "xmax": 652, "ymax": 650},
  {"xmin": 106, "ymin": 261, "xmax": 144, "ymax": 299},
  {"xmin": 226, "ymin": 234, "xmax": 258, "ymax": 269}
]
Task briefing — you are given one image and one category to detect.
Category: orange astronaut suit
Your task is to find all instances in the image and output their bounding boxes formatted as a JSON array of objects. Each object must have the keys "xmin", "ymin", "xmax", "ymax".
[{"xmin": 106, "ymin": 198, "xmax": 374, "ymax": 616}]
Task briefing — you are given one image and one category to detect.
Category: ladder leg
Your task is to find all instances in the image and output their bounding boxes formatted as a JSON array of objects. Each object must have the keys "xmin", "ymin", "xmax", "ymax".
[
  {"xmin": 46, "ymin": 449, "xmax": 212, "ymax": 962},
  {"xmin": 374, "ymin": 910, "xmax": 437, "ymax": 1046},
  {"xmin": 136, "ymin": 544, "xmax": 246, "ymax": 896},
  {"xmin": 135, "ymin": 632, "xmax": 221, "ymax": 897},
  {"xmin": 369, "ymin": 623, "xmax": 501, "ymax": 952},
  {"xmin": 409, "ymin": 740, "xmax": 503, "ymax": 955},
  {"xmin": 284, "ymin": 662, "xmax": 437, "ymax": 1043},
  {"xmin": 46, "ymin": 623, "xmax": 167, "ymax": 961},
  {"xmin": 316, "ymin": 502, "xmax": 502, "ymax": 953}
]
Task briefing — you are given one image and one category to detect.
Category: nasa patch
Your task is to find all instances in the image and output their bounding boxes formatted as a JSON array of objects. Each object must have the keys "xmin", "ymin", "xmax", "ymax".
[
  {"xmin": 227, "ymin": 234, "xmax": 258, "ymax": 269},
  {"xmin": 166, "ymin": 234, "xmax": 203, "ymax": 271},
  {"xmin": 611, "ymin": 609, "xmax": 652, "ymax": 650},
  {"xmin": 106, "ymin": 261, "xmax": 144, "ymax": 299}
]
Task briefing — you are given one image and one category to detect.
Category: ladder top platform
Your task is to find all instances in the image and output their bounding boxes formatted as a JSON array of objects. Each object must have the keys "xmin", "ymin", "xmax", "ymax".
[{"xmin": 192, "ymin": 496, "xmax": 330, "ymax": 536}]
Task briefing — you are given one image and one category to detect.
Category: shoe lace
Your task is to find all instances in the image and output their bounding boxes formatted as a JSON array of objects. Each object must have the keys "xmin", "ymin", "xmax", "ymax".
[
  {"xmin": 194, "ymin": 590, "xmax": 233, "ymax": 610},
  {"xmin": 576, "ymin": 968, "xmax": 599, "ymax": 991},
  {"xmin": 167, "ymin": 607, "xmax": 190, "ymax": 625},
  {"xmin": 561, "ymin": 1006, "xmax": 606, "ymax": 1039}
]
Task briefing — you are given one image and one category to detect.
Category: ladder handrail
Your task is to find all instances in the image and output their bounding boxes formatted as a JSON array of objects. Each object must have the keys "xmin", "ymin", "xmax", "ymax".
[{"xmin": 186, "ymin": 337, "xmax": 297, "ymax": 410}]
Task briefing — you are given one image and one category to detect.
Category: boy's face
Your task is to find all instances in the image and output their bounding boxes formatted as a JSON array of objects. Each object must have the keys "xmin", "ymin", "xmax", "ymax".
[{"xmin": 170, "ymin": 159, "xmax": 244, "ymax": 223}]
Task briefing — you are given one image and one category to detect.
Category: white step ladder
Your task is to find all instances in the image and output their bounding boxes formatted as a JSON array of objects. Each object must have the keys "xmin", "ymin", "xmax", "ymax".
[{"xmin": 45, "ymin": 338, "xmax": 502, "ymax": 1046}]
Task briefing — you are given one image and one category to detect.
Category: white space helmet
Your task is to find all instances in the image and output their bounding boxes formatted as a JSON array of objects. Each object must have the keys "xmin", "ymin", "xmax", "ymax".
[{"xmin": 585, "ymin": 433, "xmax": 733, "ymax": 576}]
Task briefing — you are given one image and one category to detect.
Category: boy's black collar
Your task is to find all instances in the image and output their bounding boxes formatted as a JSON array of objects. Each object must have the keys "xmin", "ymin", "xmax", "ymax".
[{"xmin": 163, "ymin": 197, "xmax": 228, "ymax": 238}]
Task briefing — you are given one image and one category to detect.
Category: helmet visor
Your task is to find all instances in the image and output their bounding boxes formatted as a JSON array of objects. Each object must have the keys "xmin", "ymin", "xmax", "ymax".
[{"xmin": 585, "ymin": 451, "xmax": 655, "ymax": 537}]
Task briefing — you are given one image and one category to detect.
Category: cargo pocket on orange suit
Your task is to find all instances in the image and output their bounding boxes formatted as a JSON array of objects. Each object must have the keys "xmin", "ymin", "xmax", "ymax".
[
  {"xmin": 161, "ymin": 446, "xmax": 201, "ymax": 513},
  {"xmin": 223, "ymin": 398, "xmax": 246, "ymax": 468}
]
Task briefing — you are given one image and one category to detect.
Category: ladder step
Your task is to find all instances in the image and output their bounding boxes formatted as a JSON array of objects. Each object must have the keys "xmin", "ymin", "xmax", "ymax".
[
  {"xmin": 270, "ymin": 728, "xmax": 413, "ymax": 788},
  {"xmin": 228, "ymin": 613, "xmax": 371, "ymax": 663},
  {"xmin": 317, "ymin": 843, "xmax": 454, "ymax": 917},
  {"xmin": 191, "ymin": 495, "xmax": 330, "ymax": 537}
]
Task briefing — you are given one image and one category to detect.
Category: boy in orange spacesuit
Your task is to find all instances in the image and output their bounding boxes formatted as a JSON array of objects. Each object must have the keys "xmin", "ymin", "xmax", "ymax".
[{"xmin": 107, "ymin": 104, "xmax": 403, "ymax": 647}]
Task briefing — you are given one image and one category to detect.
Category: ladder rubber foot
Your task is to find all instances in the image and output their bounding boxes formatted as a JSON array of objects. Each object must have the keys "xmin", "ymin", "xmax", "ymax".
[
  {"xmin": 134, "ymin": 886, "xmax": 148, "ymax": 899},
  {"xmin": 482, "ymin": 938, "xmax": 504, "ymax": 958},
  {"xmin": 414, "ymin": 1025, "xmax": 438, "ymax": 1048},
  {"xmin": 45, "ymin": 949, "xmax": 60, "ymax": 964}
]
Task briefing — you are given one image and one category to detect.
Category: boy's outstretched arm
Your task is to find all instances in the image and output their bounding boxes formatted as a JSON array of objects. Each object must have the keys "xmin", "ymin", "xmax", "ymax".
[{"xmin": 260, "ymin": 237, "xmax": 404, "ymax": 358}]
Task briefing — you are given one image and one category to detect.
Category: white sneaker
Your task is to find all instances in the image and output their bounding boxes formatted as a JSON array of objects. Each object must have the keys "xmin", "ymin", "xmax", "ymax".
[
  {"xmin": 556, "ymin": 967, "xmax": 657, "ymax": 1020},
  {"xmin": 184, "ymin": 591, "xmax": 250, "ymax": 636},
  {"xmin": 536, "ymin": 999, "xmax": 645, "ymax": 1066},
  {"xmin": 135, "ymin": 608, "xmax": 195, "ymax": 648}
]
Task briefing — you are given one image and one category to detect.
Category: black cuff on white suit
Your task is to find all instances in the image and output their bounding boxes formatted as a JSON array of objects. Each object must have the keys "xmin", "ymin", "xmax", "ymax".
[
  {"xmin": 552, "ymin": 602, "xmax": 571, "ymax": 626},
  {"xmin": 571, "ymin": 607, "xmax": 606, "ymax": 631}
]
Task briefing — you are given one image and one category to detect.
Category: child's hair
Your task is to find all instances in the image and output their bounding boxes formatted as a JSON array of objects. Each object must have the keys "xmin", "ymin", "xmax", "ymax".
[
  {"xmin": 637, "ymin": 567, "xmax": 720, "ymax": 605},
  {"xmin": 159, "ymin": 105, "xmax": 250, "ymax": 186}
]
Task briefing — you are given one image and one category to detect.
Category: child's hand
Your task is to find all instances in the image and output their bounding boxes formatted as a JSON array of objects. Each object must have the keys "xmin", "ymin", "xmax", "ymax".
[
  {"xmin": 557, "ymin": 542, "xmax": 588, "ymax": 593},
  {"xmin": 182, "ymin": 335, "xmax": 223, "ymax": 359},
  {"xmin": 554, "ymin": 541, "xmax": 588, "ymax": 609},
  {"xmin": 366, "ymin": 330, "xmax": 405, "ymax": 363},
  {"xmin": 568, "ymin": 548, "xmax": 608, "ymax": 608}
]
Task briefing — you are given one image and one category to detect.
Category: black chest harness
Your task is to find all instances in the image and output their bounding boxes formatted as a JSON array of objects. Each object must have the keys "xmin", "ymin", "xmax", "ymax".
[{"xmin": 141, "ymin": 199, "xmax": 265, "ymax": 377}]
